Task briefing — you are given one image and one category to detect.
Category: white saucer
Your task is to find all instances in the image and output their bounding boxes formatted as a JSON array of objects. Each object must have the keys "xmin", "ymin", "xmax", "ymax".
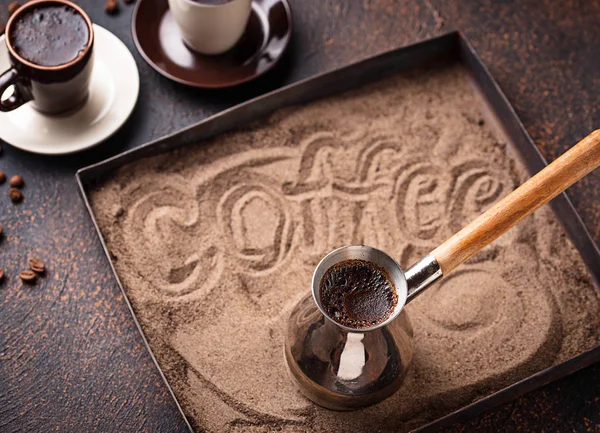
[{"xmin": 0, "ymin": 25, "xmax": 139, "ymax": 155}]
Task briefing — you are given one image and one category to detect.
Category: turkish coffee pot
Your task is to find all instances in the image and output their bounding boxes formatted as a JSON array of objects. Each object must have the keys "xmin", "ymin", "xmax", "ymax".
[{"xmin": 285, "ymin": 130, "xmax": 600, "ymax": 410}]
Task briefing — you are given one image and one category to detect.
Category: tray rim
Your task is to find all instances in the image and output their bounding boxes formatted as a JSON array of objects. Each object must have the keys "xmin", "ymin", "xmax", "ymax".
[{"xmin": 76, "ymin": 31, "xmax": 600, "ymax": 432}]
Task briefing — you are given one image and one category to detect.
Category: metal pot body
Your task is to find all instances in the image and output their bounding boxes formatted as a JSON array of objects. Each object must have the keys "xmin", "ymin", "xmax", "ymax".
[{"xmin": 284, "ymin": 293, "xmax": 414, "ymax": 410}]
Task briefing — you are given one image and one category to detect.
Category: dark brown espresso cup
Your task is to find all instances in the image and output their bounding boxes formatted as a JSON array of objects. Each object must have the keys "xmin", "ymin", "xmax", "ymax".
[{"xmin": 0, "ymin": 0, "xmax": 94, "ymax": 114}]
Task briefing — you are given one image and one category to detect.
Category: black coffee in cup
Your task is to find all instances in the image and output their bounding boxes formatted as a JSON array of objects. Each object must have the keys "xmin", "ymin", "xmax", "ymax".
[
  {"xmin": 319, "ymin": 259, "xmax": 398, "ymax": 329},
  {"xmin": 0, "ymin": 0, "xmax": 94, "ymax": 114},
  {"xmin": 10, "ymin": 4, "xmax": 89, "ymax": 67}
]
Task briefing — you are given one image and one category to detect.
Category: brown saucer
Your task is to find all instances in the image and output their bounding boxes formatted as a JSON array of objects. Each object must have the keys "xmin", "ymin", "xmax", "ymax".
[{"xmin": 132, "ymin": 0, "xmax": 292, "ymax": 88}]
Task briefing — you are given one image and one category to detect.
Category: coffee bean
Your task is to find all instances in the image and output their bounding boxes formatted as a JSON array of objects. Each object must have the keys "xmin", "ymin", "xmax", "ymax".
[
  {"xmin": 0, "ymin": 172, "xmax": 5, "ymax": 184},
  {"xmin": 29, "ymin": 257, "xmax": 45, "ymax": 274},
  {"xmin": 0, "ymin": 22, "xmax": 4, "ymax": 37},
  {"xmin": 9, "ymin": 175, "xmax": 23, "ymax": 187},
  {"xmin": 9, "ymin": 188, "xmax": 22, "ymax": 202},
  {"xmin": 104, "ymin": 0, "xmax": 119, "ymax": 14},
  {"xmin": 7, "ymin": 1, "xmax": 20, "ymax": 16},
  {"xmin": 0, "ymin": 223, "xmax": 3, "ymax": 236},
  {"xmin": 0, "ymin": 269, "xmax": 4, "ymax": 282},
  {"xmin": 19, "ymin": 270, "xmax": 36, "ymax": 283}
]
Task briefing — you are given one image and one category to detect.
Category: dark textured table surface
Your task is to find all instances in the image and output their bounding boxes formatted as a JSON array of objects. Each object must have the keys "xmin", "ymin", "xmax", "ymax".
[{"xmin": 0, "ymin": 0, "xmax": 599, "ymax": 432}]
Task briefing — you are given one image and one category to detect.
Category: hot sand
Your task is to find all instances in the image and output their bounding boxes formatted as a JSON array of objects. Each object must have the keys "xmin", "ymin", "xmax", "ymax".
[{"xmin": 90, "ymin": 65, "xmax": 600, "ymax": 432}]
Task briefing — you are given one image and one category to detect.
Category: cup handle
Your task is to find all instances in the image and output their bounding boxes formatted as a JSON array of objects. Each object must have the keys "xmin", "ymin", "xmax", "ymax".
[{"xmin": 0, "ymin": 67, "xmax": 32, "ymax": 112}]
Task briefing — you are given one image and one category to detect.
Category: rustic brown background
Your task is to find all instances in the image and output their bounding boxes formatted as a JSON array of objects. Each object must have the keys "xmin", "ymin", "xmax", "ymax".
[{"xmin": 0, "ymin": 0, "xmax": 598, "ymax": 431}]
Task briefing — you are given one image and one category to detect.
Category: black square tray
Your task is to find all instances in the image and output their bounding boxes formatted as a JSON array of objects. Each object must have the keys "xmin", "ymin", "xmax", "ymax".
[{"xmin": 76, "ymin": 32, "xmax": 600, "ymax": 431}]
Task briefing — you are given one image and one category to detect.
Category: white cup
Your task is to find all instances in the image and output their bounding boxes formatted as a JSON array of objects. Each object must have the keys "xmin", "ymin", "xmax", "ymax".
[{"xmin": 168, "ymin": 0, "xmax": 252, "ymax": 55}]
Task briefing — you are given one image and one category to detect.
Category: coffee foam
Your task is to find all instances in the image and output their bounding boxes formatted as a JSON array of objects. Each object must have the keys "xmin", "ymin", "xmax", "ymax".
[{"xmin": 11, "ymin": 5, "xmax": 89, "ymax": 67}]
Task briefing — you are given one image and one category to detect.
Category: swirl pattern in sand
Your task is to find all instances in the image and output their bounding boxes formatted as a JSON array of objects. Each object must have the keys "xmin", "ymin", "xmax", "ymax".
[{"xmin": 90, "ymin": 66, "xmax": 600, "ymax": 432}]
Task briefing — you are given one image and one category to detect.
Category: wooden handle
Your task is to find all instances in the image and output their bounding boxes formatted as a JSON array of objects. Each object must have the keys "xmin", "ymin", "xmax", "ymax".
[{"xmin": 430, "ymin": 130, "xmax": 600, "ymax": 274}]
